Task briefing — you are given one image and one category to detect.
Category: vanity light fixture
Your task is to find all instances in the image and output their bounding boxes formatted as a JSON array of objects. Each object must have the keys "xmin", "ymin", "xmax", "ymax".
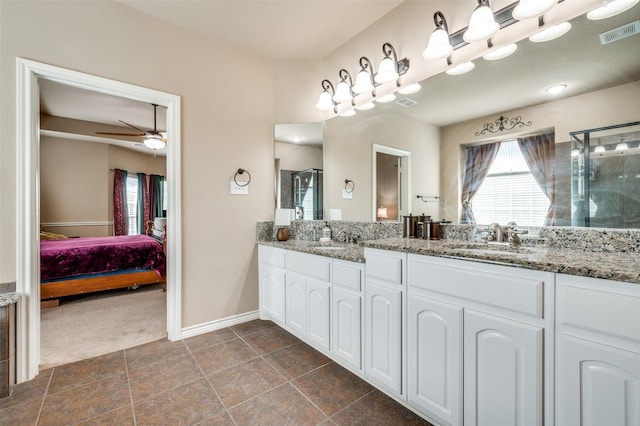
[
  {"xmin": 546, "ymin": 84, "xmax": 567, "ymax": 94},
  {"xmin": 512, "ymin": 0, "xmax": 558, "ymax": 20},
  {"xmin": 587, "ymin": 0, "xmax": 639, "ymax": 20},
  {"xmin": 529, "ymin": 21, "xmax": 572, "ymax": 42},
  {"xmin": 615, "ymin": 136, "xmax": 629, "ymax": 151},
  {"xmin": 315, "ymin": 80, "xmax": 337, "ymax": 112},
  {"xmin": 352, "ymin": 56, "xmax": 376, "ymax": 95},
  {"xmin": 571, "ymin": 148, "xmax": 581, "ymax": 157},
  {"xmin": 463, "ymin": 0, "xmax": 500, "ymax": 43},
  {"xmin": 398, "ymin": 83, "xmax": 421, "ymax": 95},
  {"xmin": 482, "ymin": 43, "xmax": 518, "ymax": 60},
  {"xmin": 333, "ymin": 69, "xmax": 355, "ymax": 104},
  {"xmin": 594, "ymin": 144, "xmax": 606, "ymax": 153},
  {"xmin": 375, "ymin": 42, "xmax": 409, "ymax": 85},
  {"xmin": 423, "ymin": 11, "xmax": 454, "ymax": 64},
  {"xmin": 446, "ymin": 61, "xmax": 475, "ymax": 75}
]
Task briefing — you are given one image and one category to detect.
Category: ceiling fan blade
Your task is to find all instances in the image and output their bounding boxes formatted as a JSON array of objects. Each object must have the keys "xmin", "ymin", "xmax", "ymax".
[
  {"xmin": 119, "ymin": 120, "xmax": 147, "ymax": 133},
  {"xmin": 96, "ymin": 131, "xmax": 145, "ymax": 137}
]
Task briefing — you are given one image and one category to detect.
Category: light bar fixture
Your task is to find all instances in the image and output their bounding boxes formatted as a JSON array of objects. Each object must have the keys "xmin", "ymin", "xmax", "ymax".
[
  {"xmin": 464, "ymin": 0, "xmax": 500, "ymax": 43},
  {"xmin": 512, "ymin": 0, "xmax": 558, "ymax": 20},
  {"xmin": 588, "ymin": 0, "xmax": 639, "ymax": 20},
  {"xmin": 423, "ymin": 11, "xmax": 454, "ymax": 64}
]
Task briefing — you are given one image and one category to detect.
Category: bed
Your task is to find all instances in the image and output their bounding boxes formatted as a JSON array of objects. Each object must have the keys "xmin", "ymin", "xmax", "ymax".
[{"xmin": 40, "ymin": 225, "xmax": 166, "ymax": 301}]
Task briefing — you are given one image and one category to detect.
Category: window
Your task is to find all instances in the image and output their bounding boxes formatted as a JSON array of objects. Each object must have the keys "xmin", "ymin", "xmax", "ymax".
[
  {"xmin": 472, "ymin": 140, "xmax": 549, "ymax": 226},
  {"xmin": 125, "ymin": 176, "xmax": 139, "ymax": 235}
]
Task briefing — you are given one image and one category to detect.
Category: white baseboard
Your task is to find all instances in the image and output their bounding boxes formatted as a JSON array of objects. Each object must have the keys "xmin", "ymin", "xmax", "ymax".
[{"xmin": 180, "ymin": 310, "xmax": 260, "ymax": 340}]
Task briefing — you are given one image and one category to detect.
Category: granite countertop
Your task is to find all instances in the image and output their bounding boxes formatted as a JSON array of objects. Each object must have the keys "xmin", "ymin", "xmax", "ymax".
[
  {"xmin": 0, "ymin": 292, "xmax": 19, "ymax": 307},
  {"xmin": 259, "ymin": 237, "xmax": 640, "ymax": 285}
]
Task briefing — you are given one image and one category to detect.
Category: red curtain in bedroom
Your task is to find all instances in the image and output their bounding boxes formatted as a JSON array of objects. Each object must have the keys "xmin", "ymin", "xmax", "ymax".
[{"xmin": 113, "ymin": 169, "xmax": 128, "ymax": 236}]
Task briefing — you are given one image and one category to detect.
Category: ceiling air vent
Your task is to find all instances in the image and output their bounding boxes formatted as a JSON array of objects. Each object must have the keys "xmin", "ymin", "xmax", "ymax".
[
  {"xmin": 600, "ymin": 20, "xmax": 640, "ymax": 45},
  {"xmin": 395, "ymin": 97, "xmax": 417, "ymax": 108}
]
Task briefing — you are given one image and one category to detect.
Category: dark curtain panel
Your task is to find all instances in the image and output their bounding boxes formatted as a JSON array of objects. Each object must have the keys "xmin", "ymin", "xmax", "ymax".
[
  {"xmin": 152, "ymin": 175, "xmax": 164, "ymax": 219},
  {"xmin": 136, "ymin": 173, "xmax": 148, "ymax": 235},
  {"xmin": 517, "ymin": 133, "xmax": 556, "ymax": 225},
  {"xmin": 148, "ymin": 175, "xmax": 157, "ymax": 224},
  {"xmin": 460, "ymin": 142, "xmax": 501, "ymax": 225},
  {"xmin": 113, "ymin": 169, "xmax": 128, "ymax": 236}
]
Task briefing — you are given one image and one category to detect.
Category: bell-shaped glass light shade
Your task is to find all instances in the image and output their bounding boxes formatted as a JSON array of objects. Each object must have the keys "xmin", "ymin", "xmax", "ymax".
[
  {"xmin": 352, "ymin": 70, "xmax": 374, "ymax": 94},
  {"xmin": 356, "ymin": 102, "xmax": 375, "ymax": 111},
  {"xmin": 333, "ymin": 80, "xmax": 352, "ymax": 103},
  {"xmin": 594, "ymin": 145, "xmax": 606, "ymax": 153},
  {"xmin": 463, "ymin": 5, "xmax": 500, "ymax": 42},
  {"xmin": 483, "ymin": 43, "xmax": 518, "ymax": 60},
  {"xmin": 144, "ymin": 134, "xmax": 166, "ymax": 150},
  {"xmin": 529, "ymin": 22, "xmax": 571, "ymax": 42},
  {"xmin": 423, "ymin": 28, "xmax": 453, "ymax": 60},
  {"xmin": 316, "ymin": 91, "xmax": 334, "ymax": 111},
  {"xmin": 446, "ymin": 61, "xmax": 475, "ymax": 75},
  {"xmin": 512, "ymin": 0, "xmax": 558, "ymax": 20},
  {"xmin": 587, "ymin": 0, "xmax": 639, "ymax": 20},
  {"xmin": 375, "ymin": 57, "xmax": 399, "ymax": 84},
  {"xmin": 376, "ymin": 93, "xmax": 396, "ymax": 103},
  {"xmin": 398, "ymin": 83, "xmax": 421, "ymax": 95},
  {"xmin": 616, "ymin": 142, "xmax": 629, "ymax": 151}
]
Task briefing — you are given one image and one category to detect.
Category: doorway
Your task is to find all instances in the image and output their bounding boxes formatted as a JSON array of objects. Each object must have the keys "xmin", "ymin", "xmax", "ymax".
[
  {"xmin": 372, "ymin": 144, "xmax": 411, "ymax": 221},
  {"xmin": 16, "ymin": 58, "xmax": 182, "ymax": 383}
]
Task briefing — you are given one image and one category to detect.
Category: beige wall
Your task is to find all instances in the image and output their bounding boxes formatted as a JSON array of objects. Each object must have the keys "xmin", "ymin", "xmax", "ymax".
[
  {"xmin": 325, "ymin": 110, "xmax": 440, "ymax": 221},
  {"xmin": 275, "ymin": 142, "xmax": 322, "ymax": 171},
  {"xmin": 440, "ymin": 81, "xmax": 640, "ymax": 222},
  {"xmin": 1, "ymin": 1, "xmax": 274, "ymax": 327},
  {"xmin": 40, "ymin": 137, "xmax": 166, "ymax": 237}
]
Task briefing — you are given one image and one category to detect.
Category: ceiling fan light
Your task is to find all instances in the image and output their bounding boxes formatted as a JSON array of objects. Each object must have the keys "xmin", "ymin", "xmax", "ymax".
[
  {"xmin": 463, "ymin": 4, "xmax": 500, "ymax": 43},
  {"xmin": 375, "ymin": 57, "xmax": 399, "ymax": 84},
  {"xmin": 512, "ymin": 0, "xmax": 558, "ymax": 20},
  {"xmin": 144, "ymin": 134, "xmax": 165, "ymax": 150},
  {"xmin": 423, "ymin": 28, "xmax": 453, "ymax": 60},
  {"xmin": 587, "ymin": 0, "xmax": 639, "ymax": 20},
  {"xmin": 483, "ymin": 43, "xmax": 518, "ymax": 60},
  {"xmin": 529, "ymin": 22, "xmax": 571, "ymax": 42}
]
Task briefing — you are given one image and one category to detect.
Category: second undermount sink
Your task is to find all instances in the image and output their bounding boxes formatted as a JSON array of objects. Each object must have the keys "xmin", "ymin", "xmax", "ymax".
[
  {"xmin": 440, "ymin": 241, "xmax": 537, "ymax": 254},
  {"xmin": 313, "ymin": 246, "xmax": 347, "ymax": 251}
]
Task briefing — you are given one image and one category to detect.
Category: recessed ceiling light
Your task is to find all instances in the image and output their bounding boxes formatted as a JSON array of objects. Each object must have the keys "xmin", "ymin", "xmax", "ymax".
[
  {"xmin": 546, "ymin": 84, "xmax": 567, "ymax": 94},
  {"xmin": 483, "ymin": 43, "xmax": 518, "ymax": 60},
  {"xmin": 587, "ymin": 0, "xmax": 639, "ymax": 20},
  {"xmin": 446, "ymin": 61, "xmax": 475, "ymax": 75},
  {"xmin": 529, "ymin": 22, "xmax": 572, "ymax": 42}
]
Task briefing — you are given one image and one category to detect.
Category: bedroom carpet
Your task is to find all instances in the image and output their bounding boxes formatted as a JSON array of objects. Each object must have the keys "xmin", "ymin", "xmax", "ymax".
[{"xmin": 40, "ymin": 283, "xmax": 167, "ymax": 369}]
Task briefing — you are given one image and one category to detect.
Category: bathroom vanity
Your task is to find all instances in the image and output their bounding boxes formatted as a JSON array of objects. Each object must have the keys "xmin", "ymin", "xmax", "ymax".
[{"xmin": 258, "ymin": 236, "xmax": 640, "ymax": 426}]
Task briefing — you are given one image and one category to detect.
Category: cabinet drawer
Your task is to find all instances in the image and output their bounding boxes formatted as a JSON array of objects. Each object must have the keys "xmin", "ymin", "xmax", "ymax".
[
  {"xmin": 259, "ymin": 245, "xmax": 286, "ymax": 269},
  {"xmin": 333, "ymin": 260, "xmax": 362, "ymax": 292},
  {"xmin": 408, "ymin": 255, "xmax": 546, "ymax": 318},
  {"xmin": 558, "ymin": 274, "xmax": 640, "ymax": 343},
  {"xmin": 288, "ymin": 252, "xmax": 331, "ymax": 282},
  {"xmin": 365, "ymin": 249, "xmax": 404, "ymax": 285}
]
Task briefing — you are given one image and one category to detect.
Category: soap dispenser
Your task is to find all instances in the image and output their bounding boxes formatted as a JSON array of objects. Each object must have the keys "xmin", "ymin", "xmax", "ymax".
[{"xmin": 320, "ymin": 222, "xmax": 332, "ymax": 242}]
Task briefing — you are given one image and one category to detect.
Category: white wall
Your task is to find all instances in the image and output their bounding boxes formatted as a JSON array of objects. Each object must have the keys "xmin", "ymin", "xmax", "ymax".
[{"xmin": 0, "ymin": 1, "xmax": 274, "ymax": 327}]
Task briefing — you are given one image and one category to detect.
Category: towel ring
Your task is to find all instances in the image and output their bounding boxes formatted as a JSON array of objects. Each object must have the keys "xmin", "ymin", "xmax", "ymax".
[
  {"xmin": 234, "ymin": 168, "xmax": 251, "ymax": 187},
  {"xmin": 344, "ymin": 179, "xmax": 355, "ymax": 193}
]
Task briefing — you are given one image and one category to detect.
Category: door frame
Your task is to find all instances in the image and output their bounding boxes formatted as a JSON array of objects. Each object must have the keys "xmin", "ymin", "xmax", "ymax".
[
  {"xmin": 16, "ymin": 58, "xmax": 182, "ymax": 383},
  {"xmin": 372, "ymin": 144, "xmax": 411, "ymax": 221}
]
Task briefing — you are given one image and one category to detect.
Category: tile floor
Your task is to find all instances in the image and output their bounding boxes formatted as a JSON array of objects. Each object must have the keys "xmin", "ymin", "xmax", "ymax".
[{"xmin": 0, "ymin": 319, "xmax": 432, "ymax": 425}]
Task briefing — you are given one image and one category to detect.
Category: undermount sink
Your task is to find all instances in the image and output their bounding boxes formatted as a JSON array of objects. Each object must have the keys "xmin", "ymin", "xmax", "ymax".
[{"xmin": 440, "ymin": 242, "xmax": 537, "ymax": 254}]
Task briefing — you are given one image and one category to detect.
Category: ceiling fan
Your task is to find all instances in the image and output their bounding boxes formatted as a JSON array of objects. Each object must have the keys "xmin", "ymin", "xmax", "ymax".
[{"xmin": 96, "ymin": 103, "xmax": 166, "ymax": 150}]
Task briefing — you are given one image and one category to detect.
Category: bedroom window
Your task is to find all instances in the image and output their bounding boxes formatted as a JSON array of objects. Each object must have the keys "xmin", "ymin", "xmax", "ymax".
[
  {"xmin": 472, "ymin": 140, "xmax": 550, "ymax": 226},
  {"xmin": 126, "ymin": 176, "xmax": 139, "ymax": 235}
]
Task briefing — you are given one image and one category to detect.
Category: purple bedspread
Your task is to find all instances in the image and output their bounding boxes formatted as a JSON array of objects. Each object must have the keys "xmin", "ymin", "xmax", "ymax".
[{"xmin": 40, "ymin": 235, "xmax": 166, "ymax": 281}]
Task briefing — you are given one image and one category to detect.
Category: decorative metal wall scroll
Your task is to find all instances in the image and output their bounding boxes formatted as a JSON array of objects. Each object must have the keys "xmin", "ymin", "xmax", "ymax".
[{"xmin": 475, "ymin": 115, "xmax": 532, "ymax": 136}]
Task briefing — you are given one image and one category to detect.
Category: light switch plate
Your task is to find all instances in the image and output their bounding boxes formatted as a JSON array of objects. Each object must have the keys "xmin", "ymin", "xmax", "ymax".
[
  {"xmin": 230, "ymin": 182, "xmax": 249, "ymax": 195},
  {"xmin": 342, "ymin": 189, "xmax": 353, "ymax": 199}
]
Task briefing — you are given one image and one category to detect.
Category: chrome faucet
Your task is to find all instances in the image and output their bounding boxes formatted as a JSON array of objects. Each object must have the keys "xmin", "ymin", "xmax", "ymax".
[
  {"xmin": 334, "ymin": 230, "xmax": 350, "ymax": 243},
  {"xmin": 484, "ymin": 222, "xmax": 528, "ymax": 246},
  {"xmin": 487, "ymin": 223, "xmax": 504, "ymax": 242}
]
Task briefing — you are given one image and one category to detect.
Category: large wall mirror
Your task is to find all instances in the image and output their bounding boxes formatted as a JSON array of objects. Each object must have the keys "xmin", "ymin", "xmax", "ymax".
[
  {"xmin": 316, "ymin": 5, "xmax": 640, "ymax": 228},
  {"xmin": 274, "ymin": 122, "xmax": 324, "ymax": 220}
]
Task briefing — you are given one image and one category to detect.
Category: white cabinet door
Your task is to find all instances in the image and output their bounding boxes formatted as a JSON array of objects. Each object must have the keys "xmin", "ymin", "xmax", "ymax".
[
  {"xmin": 286, "ymin": 272, "xmax": 307, "ymax": 336},
  {"xmin": 307, "ymin": 279, "xmax": 330, "ymax": 351},
  {"xmin": 557, "ymin": 334, "xmax": 640, "ymax": 426},
  {"xmin": 464, "ymin": 310, "xmax": 543, "ymax": 426},
  {"xmin": 332, "ymin": 287, "xmax": 362, "ymax": 371},
  {"xmin": 365, "ymin": 281, "xmax": 402, "ymax": 394},
  {"xmin": 407, "ymin": 294, "xmax": 463, "ymax": 426},
  {"xmin": 259, "ymin": 264, "xmax": 286, "ymax": 325}
]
